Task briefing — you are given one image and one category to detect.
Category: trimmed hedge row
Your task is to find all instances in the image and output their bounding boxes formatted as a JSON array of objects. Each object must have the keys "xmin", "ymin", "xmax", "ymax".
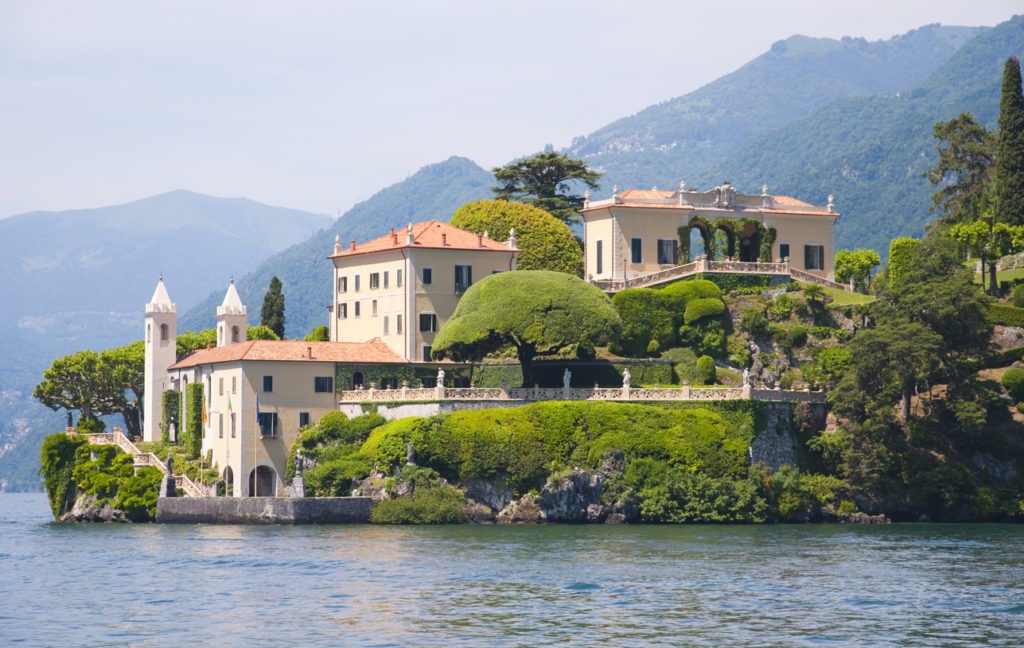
[{"xmin": 988, "ymin": 304, "xmax": 1024, "ymax": 327}]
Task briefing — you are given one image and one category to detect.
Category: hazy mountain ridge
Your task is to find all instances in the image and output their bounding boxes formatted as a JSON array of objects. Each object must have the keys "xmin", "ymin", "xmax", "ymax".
[{"xmin": 178, "ymin": 156, "xmax": 494, "ymax": 338}]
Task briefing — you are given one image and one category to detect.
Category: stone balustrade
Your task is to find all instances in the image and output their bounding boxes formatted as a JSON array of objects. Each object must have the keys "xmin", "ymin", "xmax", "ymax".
[
  {"xmin": 339, "ymin": 384, "xmax": 825, "ymax": 405},
  {"xmin": 590, "ymin": 257, "xmax": 850, "ymax": 293}
]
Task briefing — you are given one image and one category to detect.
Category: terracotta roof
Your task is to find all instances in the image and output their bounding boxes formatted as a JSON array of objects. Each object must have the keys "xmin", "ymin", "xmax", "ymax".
[
  {"xmin": 170, "ymin": 339, "xmax": 404, "ymax": 369},
  {"xmin": 329, "ymin": 220, "xmax": 517, "ymax": 258}
]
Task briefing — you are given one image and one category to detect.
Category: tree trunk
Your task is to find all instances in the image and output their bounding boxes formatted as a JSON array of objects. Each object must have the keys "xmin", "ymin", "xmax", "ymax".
[
  {"xmin": 988, "ymin": 256, "xmax": 999, "ymax": 295},
  {"xmin": 516, "ymin": 344, "xmax": 537, "ymax": 388},
  {"xmin": 901, "ymin": 383, "xmax": 912, "ymax": 424}
]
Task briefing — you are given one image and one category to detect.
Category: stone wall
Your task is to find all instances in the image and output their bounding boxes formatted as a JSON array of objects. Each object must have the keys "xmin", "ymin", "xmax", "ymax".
[
  {"xmin": 748, "ymin": 402, "xmax": 826, "ymax": 470},
  {"xmin": 156, "ymin": 496, "xmax": 373, "ymax": 524},
  {"xmin": 340, "ymin": 400, "xmax": 519, "ymax": 421}
]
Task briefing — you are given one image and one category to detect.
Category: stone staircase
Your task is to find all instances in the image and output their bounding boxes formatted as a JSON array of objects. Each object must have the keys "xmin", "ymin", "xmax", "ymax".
[
  {"xmin": 592, "ymin": 258, "xmax": 848, "ymax": 292},
  {"xmin": 68, "ymin": 428, "xmax": 207, "ymax": 497}
]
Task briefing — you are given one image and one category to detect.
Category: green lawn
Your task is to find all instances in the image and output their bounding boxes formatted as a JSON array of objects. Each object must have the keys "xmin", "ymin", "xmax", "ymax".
[{"xmin": 797, "ymin": 283, "xmax": 875, "ymax": 306}]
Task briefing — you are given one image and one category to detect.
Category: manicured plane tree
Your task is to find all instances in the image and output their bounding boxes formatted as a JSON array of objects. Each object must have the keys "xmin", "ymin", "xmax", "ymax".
[{"xmin": 431, "ymin": 270, "xmax": 621, "ymax": 387}]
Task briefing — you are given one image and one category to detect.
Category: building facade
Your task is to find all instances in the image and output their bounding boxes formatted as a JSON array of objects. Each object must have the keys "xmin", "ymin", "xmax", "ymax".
[
  {"xmin": 328, "ymin": 220, "xmax": 518, "ymax": 363},
  {"xmin": 581, "ymin": 182, "xmax": 840, "ymax": 282}
]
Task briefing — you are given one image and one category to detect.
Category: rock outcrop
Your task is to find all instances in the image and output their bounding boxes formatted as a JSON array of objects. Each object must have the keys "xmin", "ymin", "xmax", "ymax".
[{"xmin": 58, "ymin": 493, "xmax": 127, "ymax": 523}]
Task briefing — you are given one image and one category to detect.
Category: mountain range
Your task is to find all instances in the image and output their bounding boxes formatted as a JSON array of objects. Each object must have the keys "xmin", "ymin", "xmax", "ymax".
[{"xmin": 3, "ymin": 16, "xmax": 1023, "ymax": 490}]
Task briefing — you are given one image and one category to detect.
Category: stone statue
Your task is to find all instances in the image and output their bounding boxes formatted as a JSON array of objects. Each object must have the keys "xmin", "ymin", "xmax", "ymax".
[
  {"xmin": 743, "ymin": 368, "xmax": 750, "ymax": 386},
  {"xmin": 406, "ymin": 442, "xmax": 416, "ymax": 465},
  {"xmin": 563, "ymin": 368, "xmax": 572, "ymax": 389},
  {"xmin": 295, "ymin": 452, "xmax": 304, "ymax": 476},
  {"xmin": 622, "ymin": 368, "xmax": 631, "ymax": 388},
  {"xmin": 437, "ymin": 368, "xmax": 445, "ymax": 386},
  {"xmin": 166, "ymin": 455, "xmax": 174, "ymax": 474}
]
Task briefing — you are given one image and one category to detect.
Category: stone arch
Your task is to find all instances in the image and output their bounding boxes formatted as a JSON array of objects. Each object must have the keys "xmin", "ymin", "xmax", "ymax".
[
  {"xmin": 223, "ymin": 466, "xmax": 234, "ymax": 497},
  {"xmin": 231, "ymin": 325, "xmax": 240, "ymax": 343},
  {"xmin": 712, "ymin": 218, "xmax": 739, "ymax": 259},
  {"xmin": 688, "ymin": 216, "xmax": 716, "ymax": 260},
  {"xmin": 249, "ymin": 465, "xmax": 276, "ymax": 497},
  {"xmin": 352, "ymin": 371, "xmax": 365, "ymax": 389},
  {"xmin": 160, "ymin": 323, "xmax": 169, "ymax": 342},
  {"xmin": 735, "ymin": 218, "xmax": 764, "ymax": 262}
]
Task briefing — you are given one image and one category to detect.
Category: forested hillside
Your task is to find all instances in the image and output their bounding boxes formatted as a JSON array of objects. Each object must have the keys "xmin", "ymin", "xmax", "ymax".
[{"xmin": 179, "ymin": 156, "xmax": 493, "ymax": 337}]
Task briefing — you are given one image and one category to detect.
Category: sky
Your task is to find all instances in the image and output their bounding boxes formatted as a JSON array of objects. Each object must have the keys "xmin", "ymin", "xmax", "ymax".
[{"xmin": 1, "ymin": 1, "xmax": 1020, "ymax": 219}]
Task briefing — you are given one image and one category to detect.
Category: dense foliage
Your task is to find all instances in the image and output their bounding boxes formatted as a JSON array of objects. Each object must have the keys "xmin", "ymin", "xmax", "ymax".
[
  {"xmin": 450, "ymin": 200, "xmax": 584, "ymax": 275},
  {"xmin": 995, "ymin": 57, "xmax": 1024, "ymax": 228},
  {"xmin": 260, "ymin": 276, "xmax": 286, "ymax": 338},
  {"xmin": 432, "ymin": 271, "xmax": 622, "ymax": 386},
  {"xmin": 491, "ymin": 151, "xmax": 601, "ymax": 226}
]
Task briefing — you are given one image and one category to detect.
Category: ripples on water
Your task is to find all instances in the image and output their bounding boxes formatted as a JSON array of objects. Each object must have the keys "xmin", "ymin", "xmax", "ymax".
[{"xmin": 2, "ymin": 493, "xmax": 1022, "ymax": 647}]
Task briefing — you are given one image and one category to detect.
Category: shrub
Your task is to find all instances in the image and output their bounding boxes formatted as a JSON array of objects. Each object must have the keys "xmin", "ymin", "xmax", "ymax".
[
  {"xmin": 767, "ymin": 293, "xmax": 795, "ymax": 321},
  {"xmin": 1002, "ymin": 368, "xmax": 1024, "ymax": 400},
  {"xmin": 611, "ymin": 288, "xmax": 675, "ymax": 357},
  {"xmin": 370, "ymin": 485, "xmax": 469, "ymax": 524},
  {"xmin": 988, "ymin": 304, "xmax": 1024, "ymax": 327},
  {"xmin": 114, "ymin": 466, "xmax": 163, "ymax": 522},
  {"xmin": 696, "ymin": 355, "xmax": 716, "ymax": 385},
  {"xmin": 740, "ymin": 308, "xmax": 772, "ymax": 338},
  {"xmin": 39, "ymin": 434, "xmax": 87, "ymax": 517},
  {"xmin": 683, "ymin": 297, "xmax": 725, "ymax": 325}
]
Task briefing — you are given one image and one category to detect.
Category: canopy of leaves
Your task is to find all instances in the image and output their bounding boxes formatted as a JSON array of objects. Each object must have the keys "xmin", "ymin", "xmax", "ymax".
[
  {"xmin": 432, "ymin": 271, "xmax": 621, "ymax": 386},
  {"xmin": 260, "ymin": 276, "xmax": 285, "ymax": 338},
  {"xmin": 925, "ymin": 113, "xmax": 994, "ymax": 222},
  {"xmin": 834, "ymin": 248, "xmax": 881, "ymax": 293},
  {"xmin": 492, "ymin": 151, "xmax": 601, "ymax": 226},
  {"xmin": 451, "ymin": 200, "xmax": 584, "ymax": 276},
  {"xmin": 996, "ymin": 57, "xmax": 1024, "ymax": 227}
]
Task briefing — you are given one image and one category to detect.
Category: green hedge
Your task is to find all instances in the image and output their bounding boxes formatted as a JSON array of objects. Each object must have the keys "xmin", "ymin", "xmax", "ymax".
[
  {"xmin": 988, "ymin": 304, "xmax": 1024, "ymax": 327},
  {"xmin": 692, "ymin": 273, "xmax": 775, "ymax": 293},
  {"xmin": 1002, "ymin": 368, "xmax": 1024, "ymax": 400},
  {"xmin": 182, "ymin": 383, "xmax": 204, "ymax": 459},
  {"xmin": 612, "ymin": 288, "xmax": 676, "ymax": 356},
  {"xmin": 161, "ymin": 390, "xmax": 181, "ymax": 443},
  {"xmin": 684, "ymin": 297, "xmax": 726, "ymax": 324}
]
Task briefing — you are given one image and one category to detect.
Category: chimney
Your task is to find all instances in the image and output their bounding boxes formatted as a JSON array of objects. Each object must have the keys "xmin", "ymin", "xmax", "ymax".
[
  {"xmin": 406, "ymin": 223, "xmax": 414, "ymax": 244},
  {"xmin": 392, "ymin": 227, "xmax": 398, "ymax": 245},
  {"xmin": 477, "ymin": 232, "xmax": 483, "ymax": 247},
  {"xmin": 333, "ymin": 234, "xmax": 341, "ymax": 255},
  {"xmin": 350, "ymin": 239, "xmax": 356, "ymax": 251},
  {"xmin": 307, "ymin": 346, "xmax": 313, "ymax": 360},
  {"xmin": 442, "ymin": 233, "xmax": 447, "ymax": 246}
]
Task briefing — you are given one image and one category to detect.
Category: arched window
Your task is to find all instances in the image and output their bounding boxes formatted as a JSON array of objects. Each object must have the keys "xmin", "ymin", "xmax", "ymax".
[
  {"xmin": 160, "ymin": 323, "xmax": 169, "ymax": 341},
  {"xmin": 146, "ymin": 323, "xmax": 152, "ymax": 343},
  {"xmin": 249, "ymin": 466, "xmax": 276, "ymax": 497},
  {"xmin": 231, "ymin": 325, "xmax": 240, "ymax": 343}
]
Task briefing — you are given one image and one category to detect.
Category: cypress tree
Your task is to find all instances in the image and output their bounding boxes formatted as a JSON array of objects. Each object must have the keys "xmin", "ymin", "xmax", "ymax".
[
  {"xmin": 996, "ymin": 57, "xmax": 1024, "ymax": 226},
  {"xmin": 260, "ymin": 276, "xmax": 285, "ymax": 339}
]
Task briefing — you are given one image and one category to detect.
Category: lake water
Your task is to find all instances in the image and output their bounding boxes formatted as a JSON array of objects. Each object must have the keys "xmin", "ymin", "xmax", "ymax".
[{"xmin": 2, "ymin": 493, "xmax": 1022, "ymax": 647}]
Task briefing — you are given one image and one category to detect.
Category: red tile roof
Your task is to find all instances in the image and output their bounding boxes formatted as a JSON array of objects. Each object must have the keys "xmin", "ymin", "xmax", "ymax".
[
  {"xmin": 329, "ymin": 220, "xmax": 517, "ymax": 258},
  {"xmin": 170, "ymin": 339, "xmax": 404, "ymax": 369}
]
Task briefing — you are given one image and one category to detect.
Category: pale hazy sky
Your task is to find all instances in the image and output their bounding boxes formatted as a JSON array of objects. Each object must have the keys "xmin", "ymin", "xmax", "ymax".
[{"xmin": 1, "ymin": 1, "xmax": 1020, "ymax": 219}]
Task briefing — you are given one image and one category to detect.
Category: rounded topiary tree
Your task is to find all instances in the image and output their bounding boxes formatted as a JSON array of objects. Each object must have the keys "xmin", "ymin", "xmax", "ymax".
[
  {"xmin": 450, "ymin": 199, "xmax": 584, "ymax": 276},
  {"xmin": 432, "ymin": 270, "xmax": 621, "ymax": 386},
  {"xmin": 696, "ymin": 355, "xmax": 716, "ymax": 385}
]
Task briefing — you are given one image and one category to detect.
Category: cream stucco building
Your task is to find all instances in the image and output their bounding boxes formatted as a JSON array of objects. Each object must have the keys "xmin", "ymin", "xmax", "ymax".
[
  {"xmin": 581, "ymin": 182, "xmax": 840, "ymax": 283},
  {"xmin": 328, "ymin": 220, "xmax": 518, "ymax": 364}
]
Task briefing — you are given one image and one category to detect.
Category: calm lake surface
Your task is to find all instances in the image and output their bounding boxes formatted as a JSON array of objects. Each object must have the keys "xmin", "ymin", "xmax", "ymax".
[{"xmin": 2, "ymin": 493, "xmax": 1022, "ymax": 647}]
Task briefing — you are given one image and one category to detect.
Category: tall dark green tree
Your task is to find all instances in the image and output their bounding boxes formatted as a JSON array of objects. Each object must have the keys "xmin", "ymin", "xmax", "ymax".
[
  {"xmin": 995, "ymin": 57, "xmax": 1024, "ymax": 227},
  {"xmin": 925, "ymin": 113, "xmax": 994, "ymax": 223},
  {"xmin": 260, "ymin": 276, "xmax": 285, "ymax": 339},
  {"xmin": 492, "ymin": 151, "xmax": 602, "ymax": 226}
]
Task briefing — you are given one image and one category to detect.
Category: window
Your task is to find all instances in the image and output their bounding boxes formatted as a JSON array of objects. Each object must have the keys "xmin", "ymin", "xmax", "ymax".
[
  {"xmin": 397, "ymin": 269, "xmax": 403, "ymax": 287},
  {"xmin": 397, "ymin": 314, "xmax": 403, "ymax": 334},
  {"xmin": 230, "ymin": 414, "xmax": 236, "ymax": 438},
  {"xmin": 372, "ymin": 299, "xmax": 378, "ymax": 316},
  {"xmin": 596, "ymin": 240, "xmax": 603, "ymax": 274},
  {"xmin": 370, "ymin": 272, "xmax": 380, "ymax": 289},
  {"xmin": 231, "ymin": 377, "xmax": 237, "ymax": 394},
  {"xmin": 455, "ymin": 264, "xmax": 472, "ymax": 293},
  {"xmin": 314, "ymin": 376, "xmax": 334, "ymax": 393},
  {"xmin": 218, "ymin": 377, "xmax": 224, "ymax": 396},
  {"xmin": 657, "ymin": 239, "xmax": 679, "ymax": 265},
  {"xmin": 231, "ymin": 325, "xmax": 240, "ymax": 343},
  {"xmin": 355, "ymin": 301, "xmax": 361, "ymax": 317},
  {"xmin": 262, "ymin": 375, "xmax": 273, "ymax": 392},
  {"xmin": 423, "ymin": 345, "xmax": 433, "ymax": 361},
  {"xmin": 218, "ymin": 413, "xmax": 224, "ymax": 439},
  {"xmin": 337, "ymin": 276, "xmax": 347, "ymax": 293},
  {"xmin": 299, "ymin": 412, "xmax": 310, "ymax": 428},
  {"xmin": 258, "ymin": 412, "xmax": 278, "ymax": 437},
  {"xmin": 804, "ymin": 245, "xmax": 825, "ymax": 270},
  {"xmin": 420, "ymin": 313, "xmax": 438, "ymax": 332},
  {"xmin": 631, "ymin": 238, "xmax": 642, "ymax": 264},
  {"xmin": 383, "ymin": 315, "xmax": 389, "ymax": 335},
  {"xmin": 354, "ymin": 275, "xmax": 361, "ymax": 292},
  {"xmin": 160, "ymin": 323, "xmax": 169, "ymax": 341},
  {"xmin": 422, "ymin": 267, "xmax": 432, "ymax": 285},
  {"xmin": 383, "ymin": 271, "xmax": 389, "ymax": 288},
  {"xmin": 779, "ymin": 243, "xmax": 791, "ymax": 261},
  {"xmin": 337, "ymin": 303, "xmax": 347, "ymax": 319}
]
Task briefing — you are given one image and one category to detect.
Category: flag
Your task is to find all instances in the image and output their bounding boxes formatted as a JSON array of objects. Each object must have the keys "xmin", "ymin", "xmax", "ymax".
[
  {"xmin": 202, "ymin": 395, "xmax": 208, "ymax": 423},
  {"xmin": 228, "ymin": 394, "xmax": 234, "ymax": 422}
]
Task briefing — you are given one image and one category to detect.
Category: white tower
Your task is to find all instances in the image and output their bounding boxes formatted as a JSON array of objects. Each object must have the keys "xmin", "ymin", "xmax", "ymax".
[
  {"xmin": 143, "ymin": 277, "xmax": 177, "ymax": 442},
  {"xmin": 216, "ymin": 280, "xmax": 248, "ymax": 347}
]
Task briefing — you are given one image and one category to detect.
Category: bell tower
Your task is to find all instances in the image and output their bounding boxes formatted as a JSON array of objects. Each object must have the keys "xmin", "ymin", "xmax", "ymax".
[
  {"xmin": 143, "ymin": 277, "xmax": 176, "ymax": 442},
  {"xmin": 216, "ymin": 280, "xmax": 248, "ymax": 347}
]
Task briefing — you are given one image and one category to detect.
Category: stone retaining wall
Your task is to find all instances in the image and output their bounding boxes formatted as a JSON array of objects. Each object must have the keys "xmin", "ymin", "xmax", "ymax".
[{"xmin": 156, "ymin": 496, "xmax": 373, "ymax": 524}]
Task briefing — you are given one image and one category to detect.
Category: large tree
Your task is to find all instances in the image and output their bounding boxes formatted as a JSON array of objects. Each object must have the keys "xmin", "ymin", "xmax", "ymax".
[
  {"xmin": 450, "ymin": 199, "xmax": 584, "ymax": 276},
  {"xmin": 34, "ymin": 341, "xmax": 145, "ymax": 436},
  {"xmin": 996, "ymin": 57, "xmax": 1024, "ymax": 228},
  {"xmin": 492, "ymin": 151, "xmax": 601, "ymax": 226},
  {"xmin": 431, "ymin": 270, "xmax": 622, "ymax": 386},
  {"xmin": 926, "ymin": 113, "xmax": 994, "ymax": 224},
  {"xmin": 261, "ymin": 276, "xmax": 285, "ymax": 338}
]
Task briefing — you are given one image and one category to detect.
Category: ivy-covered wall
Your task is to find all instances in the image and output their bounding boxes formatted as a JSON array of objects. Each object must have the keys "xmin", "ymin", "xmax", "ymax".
[
  {"xmin": 182, "ymin": 383, "xmax": 203, "ymax": 459},
  {"xmin": 161, "ymin": 390, "xmax": 181, "ymax": 443}
]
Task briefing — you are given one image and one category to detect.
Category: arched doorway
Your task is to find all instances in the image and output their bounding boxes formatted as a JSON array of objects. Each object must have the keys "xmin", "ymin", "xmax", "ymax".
[
  {"xmin": 223, "ymin": 466, "xmax": 234, "ymax": 497},
  {"xmin": 352, "ymin": 371, "xmax": 365, "ymax": 390},
  {"xmin": 248, "ymin": 465, "xmax": 276, "ymax": 497}
]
